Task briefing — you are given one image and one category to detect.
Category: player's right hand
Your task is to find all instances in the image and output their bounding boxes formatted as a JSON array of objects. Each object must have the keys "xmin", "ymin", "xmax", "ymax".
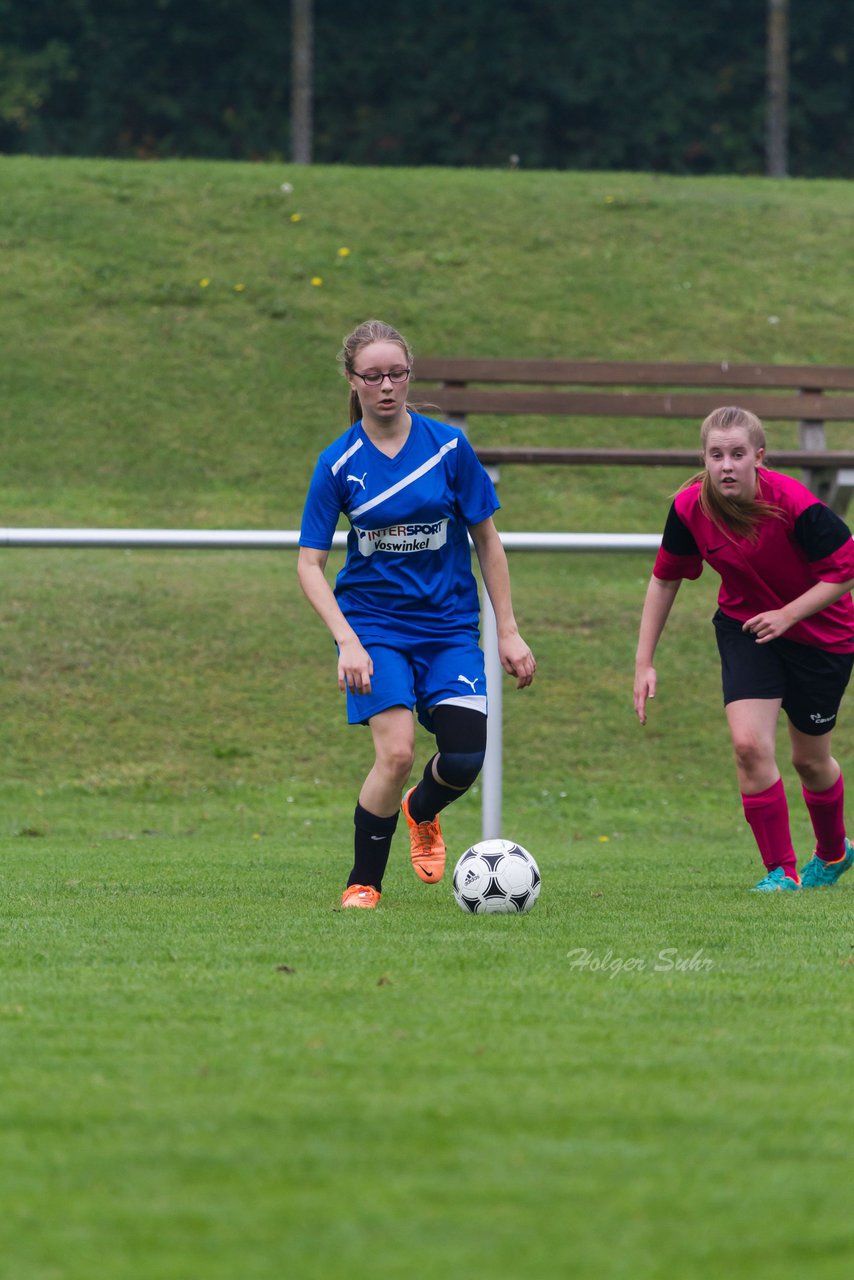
[
  {"xmin": 633, "ymin": 666, "xmax": 657, "ymax": 725},
  {"xmin": 337, "ymin": 636, "xmax": 373, "ymax": 694}
]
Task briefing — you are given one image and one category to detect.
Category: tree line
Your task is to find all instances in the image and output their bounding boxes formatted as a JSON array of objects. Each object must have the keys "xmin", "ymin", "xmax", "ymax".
[{"xmin": 1, "ymin": 0, "xmax": 851, "ymax": 176}]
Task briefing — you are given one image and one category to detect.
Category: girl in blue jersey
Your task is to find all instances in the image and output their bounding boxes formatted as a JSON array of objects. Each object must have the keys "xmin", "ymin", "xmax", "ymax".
[
  {"xmin": 298, "ymin": 320, "xmax": 536, "ymax": 908},
  {"xmin": 634, "ymin": 406, "xmax": 854, "ymax": 892}
]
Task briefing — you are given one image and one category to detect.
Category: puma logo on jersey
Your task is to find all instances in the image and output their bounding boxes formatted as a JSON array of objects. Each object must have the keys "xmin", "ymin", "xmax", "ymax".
[
  {"xmin": 457, "ymin": 674, "xmax": 480, "ymax": 693},
  {"xmin": 347, "ymin": 472, "xmax": 368, "ymax": 490}
]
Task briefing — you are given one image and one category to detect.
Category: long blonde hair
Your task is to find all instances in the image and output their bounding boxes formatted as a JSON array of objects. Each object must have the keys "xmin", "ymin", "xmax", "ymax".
[
  {"xmin": 679, "ymin": 406, "xmax": 782, "ymax": 540},
  {"xmin": 338, "ymin": 319, "xmax": 413, "ymax": 425}
]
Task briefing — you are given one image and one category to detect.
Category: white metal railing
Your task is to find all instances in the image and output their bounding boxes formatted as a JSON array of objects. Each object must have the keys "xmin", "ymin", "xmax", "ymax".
[
  {"xmin": 1, "ymin": 527, "xmax": 661, "ymax": 837},
  {"xmin": 0, "ymin": 528, "xmax": 660, "ymax": 552}
]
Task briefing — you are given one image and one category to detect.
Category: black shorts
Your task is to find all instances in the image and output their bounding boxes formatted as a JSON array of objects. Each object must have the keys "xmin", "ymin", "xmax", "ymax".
[{"xmin": 713, "ymin": 609, "xmax": 854, "ymax": 736}]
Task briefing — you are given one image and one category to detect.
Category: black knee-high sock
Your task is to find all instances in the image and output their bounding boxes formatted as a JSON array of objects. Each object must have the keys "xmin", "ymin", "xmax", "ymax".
[
  {"xmin": 407, "ymin": 755, "xmax": 463, "ymax": 824},
  {"xmin": 348, "ymin": 804, "xmax": 399, "ymax": 892}
]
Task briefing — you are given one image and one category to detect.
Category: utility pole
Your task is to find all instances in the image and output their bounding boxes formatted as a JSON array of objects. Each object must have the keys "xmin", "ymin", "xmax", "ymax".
[
  {"xmin": 291, "ymin": 0, "xmax": 313, "ymax": 164},
  {"xmin": 766, "ymin": 0, "xmax": 789, "ymax": 176}
]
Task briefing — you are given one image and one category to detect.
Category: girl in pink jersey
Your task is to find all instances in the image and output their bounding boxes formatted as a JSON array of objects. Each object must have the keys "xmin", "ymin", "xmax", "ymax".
[{"xmin": 634, "ymin": 406, "xmax": 854, "ymax": 891}]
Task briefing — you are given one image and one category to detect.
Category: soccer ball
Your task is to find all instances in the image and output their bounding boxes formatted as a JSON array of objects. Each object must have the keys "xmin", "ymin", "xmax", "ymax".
[{"xmin": 452, "ymin": 839, "xmax": 541, "ymax": 914}]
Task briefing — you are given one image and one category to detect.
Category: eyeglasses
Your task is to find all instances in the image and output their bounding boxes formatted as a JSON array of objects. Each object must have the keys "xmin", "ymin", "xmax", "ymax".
[{"xmin": 350, "ymin": 366, "xmax": 411, "ymax": 387}]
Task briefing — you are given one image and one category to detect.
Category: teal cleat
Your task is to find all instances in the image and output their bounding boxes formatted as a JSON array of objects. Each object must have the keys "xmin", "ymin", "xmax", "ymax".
[
  {"xmin": 799, "ymin": 837, "xmax": 854, "ymax": 888},
  {"xmin": 751, "ymin": 867, "xmax": 801, "ymax": 892}
]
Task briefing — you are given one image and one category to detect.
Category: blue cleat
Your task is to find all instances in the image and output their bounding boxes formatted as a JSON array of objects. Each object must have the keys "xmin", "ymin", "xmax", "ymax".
[
  {"xmin": 751, "ymin": 867, "xmax": 801, "ymax": 892},
  {"xmin": 799, "ymin": 837, "xmax": 854, "ymax": 888}
]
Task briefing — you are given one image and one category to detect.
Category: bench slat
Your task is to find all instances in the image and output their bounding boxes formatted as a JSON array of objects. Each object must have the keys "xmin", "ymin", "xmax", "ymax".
[
  {"xmin": 422, "ymin": 388, "xmax": 854, "ymax": 421},
  {"xmin": 474, "ymin": 447, "xmax": 854, "ymax": 467},
  {"xmin": 414, "ymin": 358, "xmax": 854, "ymax": 392}
]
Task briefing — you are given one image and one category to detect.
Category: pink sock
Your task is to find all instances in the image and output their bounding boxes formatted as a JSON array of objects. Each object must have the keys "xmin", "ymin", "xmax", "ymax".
[
  {"xmin": 802, "ymin": 772, "xmax": 846, "ymax": 862},
  {"xmin": 742, "ymin": 778, "xmax": 798, "ymax": 879}
]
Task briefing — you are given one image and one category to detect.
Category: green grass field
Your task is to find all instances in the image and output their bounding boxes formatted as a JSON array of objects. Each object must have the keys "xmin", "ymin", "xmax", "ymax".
[{"xmin": 1, "ymin": 157, "xmax": 854, "ymax": 1279}]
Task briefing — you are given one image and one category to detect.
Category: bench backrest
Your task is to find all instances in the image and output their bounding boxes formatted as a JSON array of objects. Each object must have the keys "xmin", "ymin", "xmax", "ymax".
[{"xmin": 412, "ymin": 359, "xmax": 854, "ymax": 423}]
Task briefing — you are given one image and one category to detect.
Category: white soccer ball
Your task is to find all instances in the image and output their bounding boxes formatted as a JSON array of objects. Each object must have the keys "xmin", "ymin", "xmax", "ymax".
[{"xmin": 452, "ymin": 839, "xmax": 541, "ymax": 914}]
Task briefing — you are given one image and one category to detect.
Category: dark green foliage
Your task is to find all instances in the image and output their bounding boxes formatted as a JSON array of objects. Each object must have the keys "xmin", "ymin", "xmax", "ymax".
[
  {"xmin": 1, "ymin": 0, "xmax": 852, "ymax": 175},
  {"xmin": 0, "ymin": 0, "xmax": 292, "ymax": 159}
]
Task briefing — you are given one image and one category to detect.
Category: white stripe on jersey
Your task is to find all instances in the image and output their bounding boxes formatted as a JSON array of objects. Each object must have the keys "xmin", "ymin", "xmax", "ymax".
[
  {"xmin": 349, "ymin": 438, "xmax": 458, "ymax": 519},
  {"xmin": 331, "ymin": 439, "xmax": 363, "ymax": 476}
]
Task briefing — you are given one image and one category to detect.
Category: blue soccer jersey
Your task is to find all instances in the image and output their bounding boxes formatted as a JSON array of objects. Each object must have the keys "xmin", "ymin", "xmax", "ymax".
[{"xmin": 299, "ymin": 413, "xmax": 499, "ymax": 644}]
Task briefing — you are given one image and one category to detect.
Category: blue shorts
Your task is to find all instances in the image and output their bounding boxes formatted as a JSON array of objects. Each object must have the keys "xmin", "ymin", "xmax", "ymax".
[
  {"xmin": 345, "ymin": 636, "xmax": 487, "ymax": 731},
  {"xmin": 713, "ymin": 609, "xmax": 854, "ymax": 736}
]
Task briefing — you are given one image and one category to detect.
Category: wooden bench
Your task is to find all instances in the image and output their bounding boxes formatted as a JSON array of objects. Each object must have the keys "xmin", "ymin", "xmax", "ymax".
[{"xmin": 412, "ymin": 358, "xmax": 854, "ymax": 513}]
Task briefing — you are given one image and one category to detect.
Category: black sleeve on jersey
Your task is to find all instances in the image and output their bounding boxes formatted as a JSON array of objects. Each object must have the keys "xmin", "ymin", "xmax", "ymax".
[
  {"xmin": 661, "ymin": 502, "xmax": 700, "ymax": 556},
  {"xmin": 793, "ymin": 502, "xmax": 853, "ymax": 562}
]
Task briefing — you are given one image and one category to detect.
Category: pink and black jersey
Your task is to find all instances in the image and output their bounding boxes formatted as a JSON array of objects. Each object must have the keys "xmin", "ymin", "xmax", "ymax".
[{"xmin": 653, "ymin": 469, "xmax": 854, "ymax": 653}]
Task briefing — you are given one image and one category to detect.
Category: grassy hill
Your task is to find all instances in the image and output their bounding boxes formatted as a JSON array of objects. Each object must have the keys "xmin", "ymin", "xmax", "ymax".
[
  {"xmin": 2, "ymin": 155, "xmax": 852, "ymax": 801},
  {"xmin": 2, "ymin": 156, "xmax": 852, "ymax": 530}
]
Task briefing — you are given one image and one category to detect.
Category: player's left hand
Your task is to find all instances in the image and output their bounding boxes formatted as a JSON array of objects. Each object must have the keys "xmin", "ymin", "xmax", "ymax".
[
  {"xmin": 499, "ymin": 633, "xmax": 537, "ymax": 688},
  {"xmin": 743, "ymin": 609, "xmax": 793, "ymax": 644}
]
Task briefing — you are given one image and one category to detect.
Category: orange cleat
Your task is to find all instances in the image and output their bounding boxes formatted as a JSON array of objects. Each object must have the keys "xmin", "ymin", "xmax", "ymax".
[
  {"xmin": 401, "ymin": 787, "xmax": 446, "ymax": 883},
  {"xmin": 341, "ymin": 884, "xmax": 381, "ymax": 909}
]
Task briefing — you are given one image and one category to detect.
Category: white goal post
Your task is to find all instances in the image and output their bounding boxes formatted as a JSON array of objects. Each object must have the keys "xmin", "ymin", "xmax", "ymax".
[{"xmin": 0, "ymin": 527, "xmax": 661, "ymax": 838}]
